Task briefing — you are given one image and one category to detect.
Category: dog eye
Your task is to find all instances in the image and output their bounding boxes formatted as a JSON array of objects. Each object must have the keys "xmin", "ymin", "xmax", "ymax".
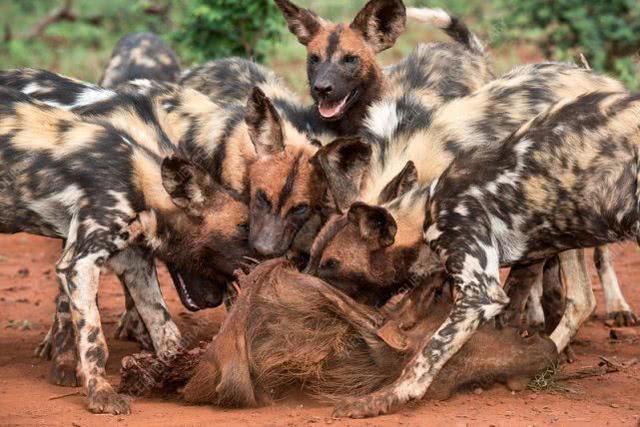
[
  {"xmin": 255, "ymin": 190, "xmax": 271, "ymax": 209},
  {"xmin": 237, "ymin": 222, "xmax": 250, "ymax": 233},
  {"xmin": 290, "ymin": 204, "xmax": 310, "ymax": 217},
  {"xmin": 321, "ymin": 258, "xmax": 340, "ymax": 271},
  {"xmin": 308, "ymin": 54, "xmax": 321, "ymax": 64},
  {"xmin": 343, "ymin": 55, "xmax": 359, "ymax": 65}
]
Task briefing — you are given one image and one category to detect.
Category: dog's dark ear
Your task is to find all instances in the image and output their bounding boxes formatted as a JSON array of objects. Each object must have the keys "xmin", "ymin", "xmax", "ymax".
[
  {"xmin": 310, "ymin": 137, "xmax": 372, "ymax": 213},
  {"xmin": 348, "ymin": 202, "xmax": 397, "ymax": 249},
  {"xmin": 274, "ymin": 0, "xmax": 325, "ymax": 45},
  {"xmin": 161, "ymin": 156, "xmax": 215, "ymax": 218},
  {"xmin": 246, "ymin": 87, "xmax": 284, "ymax": 158},
  {"xmin": 350, "ymin": 0, "xmax": 406, "ymax": 53},
  {"xmin": 378, "ymin": 161, "xmax": 418, "ymax": 204}
]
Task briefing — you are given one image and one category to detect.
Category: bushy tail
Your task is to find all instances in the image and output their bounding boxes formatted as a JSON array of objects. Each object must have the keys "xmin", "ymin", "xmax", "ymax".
[{"xmin": 407, "ymin": 7, "xmax": 485, "ymax": 55}]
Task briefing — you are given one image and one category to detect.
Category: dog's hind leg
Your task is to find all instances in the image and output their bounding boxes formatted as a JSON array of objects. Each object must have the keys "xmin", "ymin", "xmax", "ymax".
[
  {"xmin": 41, "ymin": 287, "xmax": 80, "ymax": 386},
  {"xmin": 594, "ymin": 246, "xmax": 636, "ymax": 326},
  {"xmin": 550, "ymin": 249, "xmax": 596, "ymax": 353},
  {"xmin": 36, "ymin": 239, "xmax": 80, "ymax": 386},
  {"xmin": 498, "ymin": 261, "xmax": 544, "ymax": 330}
]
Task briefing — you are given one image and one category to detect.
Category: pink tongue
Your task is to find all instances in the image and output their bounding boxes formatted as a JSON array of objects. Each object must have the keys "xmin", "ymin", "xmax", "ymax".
[{"xmin": 319, "ymin": 95, "xmax": 349, "ymax": 118}]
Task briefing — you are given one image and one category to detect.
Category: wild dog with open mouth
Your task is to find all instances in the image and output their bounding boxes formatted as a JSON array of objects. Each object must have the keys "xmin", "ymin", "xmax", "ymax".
[
  {"xmin": 309, "ymin": 63, "xmax": 634, "ymax": 329},
  {"xmin": 274, "ymin": 0, "xmax": 491, "ymax": 137},
  {"xmin": 0, "ymin": 69, "xmax": 229, "ymax": 383},
  {"xmin": 0, "ymin": 81, "xmax": 261, "ymax": 413},
  {"xmin": 330, "ymin": 90, "xmax": 640, "ymax": 418},
  {"xmin": 99, "ymin": 32, "xmax": 181, "ymax": 88}
]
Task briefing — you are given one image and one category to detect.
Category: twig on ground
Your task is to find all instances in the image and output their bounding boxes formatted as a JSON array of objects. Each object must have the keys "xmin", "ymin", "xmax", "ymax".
[{"xmin": 48, "ymin": 390, "xmax": 81, "ymax": 400}]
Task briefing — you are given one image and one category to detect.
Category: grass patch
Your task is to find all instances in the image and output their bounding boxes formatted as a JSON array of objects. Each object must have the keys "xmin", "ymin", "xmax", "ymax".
[{"xmin": 527, "ymin": 361, "xmax": 573, "ymax": 393}]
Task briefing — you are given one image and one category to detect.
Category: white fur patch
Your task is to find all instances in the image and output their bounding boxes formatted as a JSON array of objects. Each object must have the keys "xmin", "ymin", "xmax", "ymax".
[
  {"xmin": 406, "ymin": 7, "xmax": 451, "ymax": 29},
  {"xmin": 22, "ymin": 82, "xmax": 42, "ymax": 95},
  {"xmin": 74, "ymin": 88, "xmax": 115, "ymax": 107},
  {"xmin": 424, "ymin": 223, "xmax": 443, "ymax": 243},
  {"xmin": 365, "ymin": 100, "xmax": 399, "ymax": 140},
  {"xmin": 28, "ymin": 184, "xmax": 84, "ymax": 236}
]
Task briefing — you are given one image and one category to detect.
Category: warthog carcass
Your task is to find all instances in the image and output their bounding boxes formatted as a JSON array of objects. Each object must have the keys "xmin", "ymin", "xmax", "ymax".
[{"xmin": 119, "ymin": 259, "xmax": 557, "ymax": 406}]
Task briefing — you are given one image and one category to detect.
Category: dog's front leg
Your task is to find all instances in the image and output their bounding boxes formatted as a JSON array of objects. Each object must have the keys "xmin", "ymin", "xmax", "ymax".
[
  {"xmin": 332, "ymin": 242, "xmax": 508, "ymax": 418},
  {"xmin": 57, "ymin": 237, "xmax": 130, "ymax": 415},
  {"xmin": 109, "ymin": 247, "xmax": 182, "ymax": 356}
]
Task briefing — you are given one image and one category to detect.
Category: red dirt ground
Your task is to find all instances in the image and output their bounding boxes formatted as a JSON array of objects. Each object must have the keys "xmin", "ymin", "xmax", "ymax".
[{"xmin": 0, "ymin": 234, "xmax": 638, "ymax": 426}]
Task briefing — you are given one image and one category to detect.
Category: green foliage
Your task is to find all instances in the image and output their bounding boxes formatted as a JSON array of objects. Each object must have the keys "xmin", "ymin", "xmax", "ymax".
[
  {"xmin": 493, "ymin": 0, "xmax": 640, "ymax": 89},
  {"xmin": 0, "ymin": 0, "xmax": 183, "ymax": 82},
  {"xmin": 174, "ymin": 0, "xmax": 284, "ymax": 63}
]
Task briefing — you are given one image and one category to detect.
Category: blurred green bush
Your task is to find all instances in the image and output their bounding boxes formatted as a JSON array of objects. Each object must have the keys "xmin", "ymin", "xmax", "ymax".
[
  {"xmin": 173, "ymin": 0, "xmax": 283, "ymax": 63},
  {"xmin": 493, "ymin": 0, "xmax": 640, "ymax": 89}
]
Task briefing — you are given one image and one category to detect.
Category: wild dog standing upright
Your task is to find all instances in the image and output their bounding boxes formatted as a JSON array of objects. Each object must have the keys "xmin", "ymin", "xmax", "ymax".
[
  {"xmin": 274, "ymin": 0, "xmax": 491, "ymax": 137},
  {"xmin": 333, "ymin": 91, "xmax": 640, "ymax": 418},
  {"xmin": 0, "ymin": 81, "xmax": 262, "ymax": 414},
  {"xmin": 0, "ymin": 70, "xmax": 203, "ymax": 386}
]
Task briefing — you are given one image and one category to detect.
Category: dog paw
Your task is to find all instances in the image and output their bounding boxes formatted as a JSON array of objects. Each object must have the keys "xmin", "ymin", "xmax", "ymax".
[
  {"xmin": 332, "ymin": 391, "xmax": 397, "ymax": 419},
  {"xmin": 88, "ymin": 388, "xmax": 131, "ymax": 415},
  {"xmin": 608, "ymin": 310, "xmax": 638, "ymax": 327},
  {"xmin": 49, "ymin": 358, "xmax": 79, "ymax": 387}
]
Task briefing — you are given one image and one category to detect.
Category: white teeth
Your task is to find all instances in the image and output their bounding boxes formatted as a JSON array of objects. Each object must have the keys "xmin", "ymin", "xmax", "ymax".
[{"xmin": 177, "ymin": 273, "xmax": 199, "ymax": 310}]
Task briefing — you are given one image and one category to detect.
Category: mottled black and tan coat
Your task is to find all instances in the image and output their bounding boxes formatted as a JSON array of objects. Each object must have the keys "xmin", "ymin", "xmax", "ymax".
[
  {"xmin": 307, "ymin": 63, "xmax": 633, "ymax": 417},
  {"xmin": 342, "ymin": 90, "xmax": 640, "ymax": 418},
  {"xmin": 274, "ymin": 0, "xmax": 492, "ymax": 137}
]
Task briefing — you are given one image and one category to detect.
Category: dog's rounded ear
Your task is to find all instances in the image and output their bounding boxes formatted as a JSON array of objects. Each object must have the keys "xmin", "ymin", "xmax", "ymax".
[
  {"xmin": 378, "ymin": 161, "xmax": 418, "ymax": 204},
  {"xmin": 246, "ymin": 87, "xmax": 284, "ymax": 158},
  {"xmin": 304, "ymin": 214, "xmax": 349, "ymax": 275},
  {"xmin": 348, "ymin": 202, "xmax": 397, "ymax": 249},
  {"xmin": 274, "ymin": 0, "xmax": 326, "ymax": 45},
  {"xmin": 350, "ymin": 0, "xmax": 406, "ymax": 53},
  {"xmin": 161, "ymin": 156, "xmax": 215, "ymax": 218},
  {"xmin": 310, "ymin": 137, "xmax": 372, "ymax": 213}
]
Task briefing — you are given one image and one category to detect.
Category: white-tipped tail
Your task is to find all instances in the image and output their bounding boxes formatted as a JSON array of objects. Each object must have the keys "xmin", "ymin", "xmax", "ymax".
[
  {"xmin": 407, "ymin": 7, "xmax": 485, "ymax": 55},
  {"xmin": 406, "ymin": 7, "xmax": 452, "ymax": 29}
]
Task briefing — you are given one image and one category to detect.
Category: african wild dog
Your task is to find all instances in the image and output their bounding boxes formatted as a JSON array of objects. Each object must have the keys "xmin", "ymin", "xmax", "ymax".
[
  {"xmin": 0, "ymin": 69, "xmax": 221, "ymax": 382},
  {"xmin": 0, "ymin": 81, "xmax": 262, "ymax": 413},
  {"xmin": 330, "ymin": 90, "xmax": 640, "ymax": 418},
  {"xmin": 274, "ymin": 0, "xmax": 491, "ymax": 137},
  {"xmin": 308, "ymin": 63, "xmax": 635, "ymax": 328},
  {"xmin": 99, "ymin": 32, "xmax": 181, "ymax": 88},
  {"xmin": 180, "ymin": 58, "xmax": 292, "ymax": 109}
]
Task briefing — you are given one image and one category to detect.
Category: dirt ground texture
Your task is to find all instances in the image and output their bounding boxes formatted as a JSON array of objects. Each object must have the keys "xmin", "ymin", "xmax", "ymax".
[{"xmin": 0, "ymin": 234, "xmax": 638, "ymax": 427}]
